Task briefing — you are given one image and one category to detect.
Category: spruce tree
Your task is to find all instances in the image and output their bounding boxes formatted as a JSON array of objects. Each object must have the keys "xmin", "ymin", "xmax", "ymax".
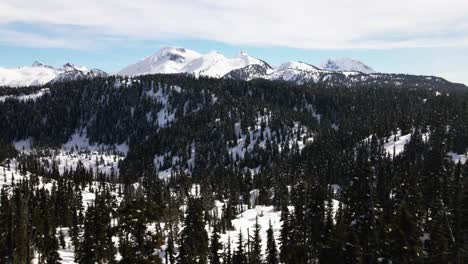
[
  {"xmin": 265, "ymin": 222, "xmax": 278, "ymax": 264},
  {"xmin": 250, "ymin": 216, "xmax": 262, "ymax": 264},
  {"xmin": 279, "ymin": 206, "xmax": 291, "ymax": 264},
  {"xmin": 233, "ymin": 230, "xmax": 247, "ymax": 264},
  {"xmin": 76, "ymin": 205, "xmax": 97, "ymax": 264},
  {"xmin": 178, "ymin": 198, "xmax": 209, "ymax": 264},
  {"xmin": 209, "ymin": 223, "xmax": 222, "ymax": 264},
  {"xmin": 389, "ymin": 201, "xmax": 422, "ymax": 263}
]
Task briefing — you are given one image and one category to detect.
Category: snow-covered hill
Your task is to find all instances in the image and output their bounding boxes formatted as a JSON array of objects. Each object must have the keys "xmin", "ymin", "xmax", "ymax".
[
  {"xmin": 117, "ymin": 47, "xmax": 271, "ymax": 78},
  {"xmin": 0, "ymin": 62, "xmax": 107, "ymax": 87},
  {"xmin": 266, "ymin": 61, "xmax": 329, "ymax": 84},
  {"xmin": 320, "ymin": 58, "xmax": 375, "ymax": 74},
  {"xmin": 226, "ymin": 58, "xmax": 465, "ymax": 90}
]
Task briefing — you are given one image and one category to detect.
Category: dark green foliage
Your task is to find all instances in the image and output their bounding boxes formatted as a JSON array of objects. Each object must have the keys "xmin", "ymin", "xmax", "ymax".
[
  {"xmin": 178, "ymin": 198, "xmax": 209, "ymax": 264},
  {"xmin": 209, "ymin": 223, "xmax": 222, "ymax": 264},
  {"xmin": 233, "ymin": 230, "xmax": 247, "ymax": 264},
  {"xmin": 0, "ymin": 74, "xmax": 467, "ymax": 263},
  {"xmin": 265, "ymin": 222, "xmax": 278, "ymax": 264}
]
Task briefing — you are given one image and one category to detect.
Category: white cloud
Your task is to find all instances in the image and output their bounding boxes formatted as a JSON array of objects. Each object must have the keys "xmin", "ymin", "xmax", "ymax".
[
  {"xmin": 0, "ymin": 0, "xmax": 468, "ymax": 49},
  {"xmin": 0, "ymin": 29, "xmax": 95, "ymax": 49}
]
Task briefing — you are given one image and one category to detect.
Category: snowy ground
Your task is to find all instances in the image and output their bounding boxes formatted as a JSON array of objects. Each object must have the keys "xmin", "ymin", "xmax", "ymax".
[
  {"xmin": 447, "ymin": 151, "xmax": 468, "ymax": 164},
  {"xmin": 229, "ymin": 113, "xmax": 313, "ymax": 162},
  {"xmin": 0, "ymin": 161, "xmax": 53, "ymax": 191},
  {"xmin": 0, "ymin": 159, "xmax": 124, "ymax": 264},
  {"xmin": 363, "ymin": 129, "xmax": 430, "ymax": 158},
  {"xmin": 144, "ymin": 83, "xmax": 178, "ymax": 128},
  {"xmin": 364, "ymin": 129, "xmax": 466, "ymax": 164},
  {"xmin": 0, "ymin": 88, "xmax": 50, "ymax": 102},
  {"xmin": 2, "ymin": 157, "xmax": 339, "ymax": 264},
  {"xmin": 14, "ymin": 130, "xmax": 128, "ymax": 176},
  {"xmin": 219, "ymin": 205, "xmax": 284, "ymax": 255}
]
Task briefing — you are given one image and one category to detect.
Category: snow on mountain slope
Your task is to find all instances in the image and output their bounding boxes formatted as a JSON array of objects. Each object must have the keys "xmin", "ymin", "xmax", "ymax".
[
  {"xmin": 13, "ymin": 130, "xmax": 128, "ymax": 176},
  {"xmin": 117, "ymin": 47, "xmax": 268, "ymax": 78},
  {"xmin": 224, "ymin": 63, "xmax": 274, "ymax": 81},
  {"xmin": 117, "ymin": 47, "xmax": 202, "ymax": 76},
  {"xmin": 0, "ymin": 62, "xmax": 108, "ymax": 87},
  {"xmin": 267, "ymin": 61, "xmax": 329, "ymax": 84},
  {"xmin": 0, "ymin": 88, "xmax": 50, "ymax": 102},
  {"xmin": 320, "ymin": 58, "xmax": 375, "ymax": 74},
  {"xmin": 185, "ymin": 51, "xmax": 266, "ymax": 78},
  {"xmin": 53, "ymin": 63, "xmax": 107, "ymax": 82},
  {"xmin": 0, "ymin": 63, "xmax": 60, "ymax": 87}
]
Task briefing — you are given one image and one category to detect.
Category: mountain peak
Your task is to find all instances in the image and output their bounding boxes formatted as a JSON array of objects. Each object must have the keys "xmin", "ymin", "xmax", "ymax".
[
  {"xmin": 63, "ymin": 62, "xmax": 76, "ymax": 68},
  {"xmin": 236, "ymin": 51, "xmax": 249, "ymax": 58},
  {"xmin": 32, "ymin": 61, "xmax": 46, "ymax": 67},
  {"xmin": 277, "ymin": 61, "xmax": 321, "ymax": 71},
  {"xmin": 0, "ymin": 61, "xmax": 106, "ymax": 87},
  {"xmin": 321, "ymin": 58, "xmax": 375, "ymax": 74},
  {"xmin": 152, "ymin": 47, "xmax": 201, "ymax": 62},
  {"xmin": 117, "ymin": 47, "xmax": 265, "ymax": 77}
]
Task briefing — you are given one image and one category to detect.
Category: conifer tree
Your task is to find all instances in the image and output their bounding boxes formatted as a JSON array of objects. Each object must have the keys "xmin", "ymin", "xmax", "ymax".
[
  {"xmin": 76, "ymin": 205, "xmax": 97, "ymax": 264},
  {"xmin": 265, "ymin": 222, "xmax": 278, "ymax": 264},
  {"xmin": 178, "ymin": 198, "xmax": 209, "ymax": 264},
  {"xmin": 166, "ymin": 228, "xmax": 176, "ymax": 264},
  {"xmin": 250, "ymin": 216, "xmax": 262, "ymax": 264},
  {"xmin": 279, "ymin": 207, "xmax": 291, "ymax": 264},
  {"xmin": 389, "ymin": 201, "xmax": 422, "ymax": 263},
  {"xmin": 209, "ymin": 223, "xmax": 222, "ymax": 264},
  {"xmin": 233, "ymin": 230, "xmax": 247, "ymax": 264}
]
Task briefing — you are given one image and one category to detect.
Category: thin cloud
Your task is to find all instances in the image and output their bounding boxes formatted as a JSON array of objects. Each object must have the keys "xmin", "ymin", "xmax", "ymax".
[
  {"xmin": 0, "ymin": 29, "xmax": 91, "ymax": 49},
  {"xmin": 1, "ymin": 0, "xmax": 468, "ymax": 49}
]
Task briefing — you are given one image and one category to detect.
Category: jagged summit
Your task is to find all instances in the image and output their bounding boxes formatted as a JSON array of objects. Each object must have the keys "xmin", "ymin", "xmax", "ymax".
[
  {"xmin": 117, "ymin": 46, "xmax": 269, "ymax": 78},
  {"xmin": 320, "ymin": 58, "xmax": 375, "ymax": 74},
  {"xmin": 32, "ymin": 61, "xmax": 46, "ymax": 67},
  {"xmin": 0, "ymin": 62, "xmax": 108, "ymax": 87}
]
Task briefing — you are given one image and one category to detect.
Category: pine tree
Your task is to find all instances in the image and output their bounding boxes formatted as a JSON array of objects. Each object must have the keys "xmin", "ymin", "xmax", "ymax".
[
  {"xmin": 279, "ymin": 206, "xmax": 292, "ymax": 264},
  {"xmin": 166, "ymin": 228, "xmax": 176, "ymax": 264},
  {"xmin": 389, "ymin": 201, "xmax": 422, "ymax": 263},
  {"xmin": 76, "ymin": 205, "xmax": 97, "ymax": 264},
  {"xmin": 178, "ymin": 198, "xmax": 209, "ymax": 264},
  {"xmin": 0, "ymin": 188, "xmax": 12, "ymax": 262},
  {"xmin": 233, "ymin": 230, "xmax": 247, "ymax": 264},
  {"xmin": 224, "ymin": 236, "xmax": 232, "ymax": 264},
  {"xmin": 461, "ymin": 171, "xmax": 468, "ymax": 263},
  {"xmin": 428, "ymin": 210, "xmax": 450, "ymax": 263},
  {"xmin": 209, "ymin": 223, "xmax": 222, "ymax": 264},
  {"xmin": 265, "ymin": 222, "xmax": 278, "ymax": 264},
  {"xmin": 343, "ymin": 230, "xmax": 363, "ymax": 264},
  {"xmin": 12, "ymin": 189, "xmax": 30, "ymax": 264},
  {"xmin": 58, "ymin": 230, "xmax": 66, "ymax": 250},
  {"xmin": 250, "ymin": 216, "xmax": 262, "ymax": 264},
  {"xmin": 117, "ymin": 199, "xmax": 162, "ymax": 264},
  {"xmin": 41, "ymin": 207, "xmax": 61, "ymax": 264}
]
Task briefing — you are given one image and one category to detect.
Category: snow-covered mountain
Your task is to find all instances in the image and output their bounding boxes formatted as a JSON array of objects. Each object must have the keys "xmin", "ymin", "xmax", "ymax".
[
  {"xmin": 265, "ymin": 61, "xmax": 330, "ymax": 84},
  {"xmin": 227, "ymin": 62, "xmax": 465, "ymax": 90},
  {"xmin": 53, "ymin": 63, "xmax": 107, "ymax": 83},
  {"xmin": 116, "ymin": 47, "xmax": 202, "ymax": 76},
  {"xmin": 117, "ymin": 47, "xmax": 270, "ymax": 78},
  {"xmin": 224, "ymin": 55, "xmax": 466, "ymax": 90},
  {"xmin": 1, "ymin": 47, "xmax": 465, "ymax": 90},
  {"xmin": 0, "ymin": 62, "xmax": 107, "ymax": 87},
  {"xmin": 320, "ymin": 58, "xmax": 375, "ymax": 74}
]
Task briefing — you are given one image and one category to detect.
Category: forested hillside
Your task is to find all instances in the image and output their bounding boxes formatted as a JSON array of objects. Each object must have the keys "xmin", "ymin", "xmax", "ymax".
[{"xmin": 0, "ymin": 74, "xmax": 467, "ymax": 263}]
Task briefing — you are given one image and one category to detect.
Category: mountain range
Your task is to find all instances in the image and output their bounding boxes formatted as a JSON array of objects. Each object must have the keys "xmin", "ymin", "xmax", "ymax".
[
  {"xmin": 0, "ymin": 47, "xmax": 466, "ymax": 90},
  {"xmin": 0, "ymin": 62, "xmax": 107, "ymax": 87}
]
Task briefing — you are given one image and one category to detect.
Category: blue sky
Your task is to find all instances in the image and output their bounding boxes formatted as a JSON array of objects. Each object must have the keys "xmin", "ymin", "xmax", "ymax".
[{"xmin": 1, "ymin": 0, "xmax": 467, "ymax": 84}]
